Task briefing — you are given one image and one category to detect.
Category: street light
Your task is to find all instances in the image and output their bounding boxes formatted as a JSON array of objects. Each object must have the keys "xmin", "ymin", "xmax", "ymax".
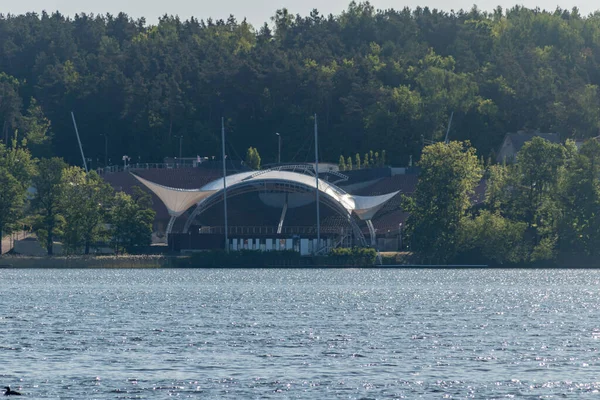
[
  {"xmin": 398, "ymin": 223, "xmax": 403, "ymax": 251},
  {"xmin": 175, "ymin": 135, "xmax": 183, "ymax": 159},
  {"xmin": 100, "ymin": 133, "xmax": 108, "ymax": 167},
  {"xmin": 275, "ymin": 132, "xmax": 281, "ymax": 164}
]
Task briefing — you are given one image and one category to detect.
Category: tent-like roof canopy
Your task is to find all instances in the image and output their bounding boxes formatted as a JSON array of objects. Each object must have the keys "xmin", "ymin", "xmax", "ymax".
[{"xmin": 131, "ymin": 170, "xmax": 399, "ymax": 220}]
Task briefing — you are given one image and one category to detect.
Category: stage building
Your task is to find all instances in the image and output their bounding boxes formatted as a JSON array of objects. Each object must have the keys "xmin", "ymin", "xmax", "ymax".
[{"xmin": 101, "ymin": 162, "xmax": 419, "ymax": 253}]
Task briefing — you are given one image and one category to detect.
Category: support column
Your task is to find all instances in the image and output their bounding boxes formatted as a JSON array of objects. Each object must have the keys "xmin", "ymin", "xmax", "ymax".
[
  {"xmin": 166, "ymin": 215, "xmax": 177, "ymax": 236},
  {"xmin": 366, "ymin": 219, "xmax": 382, "ymax": 265},
  {"xmin": 366, "ymin": 219, "xmax": 377, "ymax": 247},
  {"xmin": 277, "ymin": 194, "xmax": 288, "ymax": 234},
  {"xmin": 183, "ymin": 199, "xmax": 207, "ymax": 233}
]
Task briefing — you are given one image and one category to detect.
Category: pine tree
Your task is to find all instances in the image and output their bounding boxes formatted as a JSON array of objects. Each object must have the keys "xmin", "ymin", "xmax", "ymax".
[
  {"xmin": 245, "ymin": 147, "xmax": 261, "ymax": 170},
  {"xmin": 338, "ymin": 155, "xmax": 346, "ymax": 171}
]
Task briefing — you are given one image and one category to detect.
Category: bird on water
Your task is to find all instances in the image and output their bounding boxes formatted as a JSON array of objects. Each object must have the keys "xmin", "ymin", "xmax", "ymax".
[{"xmin": 3, "ymin": 386, "xmax": 21, "ymax": 396}]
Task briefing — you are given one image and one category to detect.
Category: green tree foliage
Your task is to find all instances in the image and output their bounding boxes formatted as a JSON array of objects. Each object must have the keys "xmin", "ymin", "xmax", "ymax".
[
  {"xmin": 0, "ymin": 73, "xmax": 22, "ymax": 142},
  {"xmin": 245, "ymin": 147, "xmax": 261, "ymax": 170},
  {"xmin": 0, "ymin": 135, "xmax": 36, "ymax": 186},
  {"xmin": 60, "ymin": 167, "xmax": 114, "ymax": 254},
  {"xmin": 19, "ymin": 98, "xmax": 52, "ymax": 157},
  {"xmin": 557, "ymin": 139, "xmax": 600, "ymax": 256},
  {"xmin": 0, "ymin": 139, "xmax": 35, "ymax": 253},
  {"xmin": 1, "ymin": 6, "xmax": 600, "ymax": 166},
  {"xmin": 31, "ymin": 157, "xmax": 68, "ymax": 255},
  {"xmin": 338, "ymin": 155, "xmax": 346, "ymax": 171},
  {"xmin": 509, "ymin": 137, "xmax": 566, "ymax": 260},
  {"xmin": 484, "ymin": 163, "xmax": 510, "ymax": 212},
  {"xmin": 459, "ymin": 210, "xmax": 527, "ymax": 264},
  {"xmin": 339, "ymin": 149, "xmax": 386, "ymax": 169},
  {"xmin": 0, "ymin": 168, "xmax": 24, "ymax": 254},
  {"xmin": 404, "ymin": 141, "xmax": 482, "ymax": 263},
  {"xmin": 110, "ymin": 190, "xmax": 155, "ymax": 254}
]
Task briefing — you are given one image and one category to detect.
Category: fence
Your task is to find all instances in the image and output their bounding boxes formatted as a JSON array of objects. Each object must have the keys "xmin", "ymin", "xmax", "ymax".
[{"xmin": 195, "ymin": 225, "xmax": 347, "ymax": 235}]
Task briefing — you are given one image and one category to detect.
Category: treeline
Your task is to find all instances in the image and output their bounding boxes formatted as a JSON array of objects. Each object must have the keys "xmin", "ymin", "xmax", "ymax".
[
  {"xmin": 0, "ymin": 138, "xmax": 154, "ymax": 255},
  {"xmin": 1, "ymin": 3, "xmax": 600, "ymax": 167},
  {"xmin": 406, "ymin": 138, "xmax": 600, "ymax": 265}
]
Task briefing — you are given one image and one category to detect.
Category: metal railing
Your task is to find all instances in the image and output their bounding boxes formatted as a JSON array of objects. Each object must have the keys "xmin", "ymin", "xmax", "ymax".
[
  {"xmin": 195, "ymin": 225, "xmax": 348, "ymax": 235},
  {"xmin": 96, "ymin": 162, "xmax": 204, "ymax": 175}
]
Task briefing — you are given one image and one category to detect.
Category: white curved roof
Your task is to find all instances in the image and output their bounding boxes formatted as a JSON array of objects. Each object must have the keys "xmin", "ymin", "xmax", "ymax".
[{"xmin": 131, "ymin": 170, "xmax": 399, "ymax": 220}]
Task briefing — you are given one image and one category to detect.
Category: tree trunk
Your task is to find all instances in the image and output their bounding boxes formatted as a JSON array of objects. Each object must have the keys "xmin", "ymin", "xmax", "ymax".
[
  {"xmin": 47, "ymin": 224, "xmax": 53, "ymax": 256},
  {"xmin": 85, "ymin": 241, "xmax": 90, "ymax": 255}
]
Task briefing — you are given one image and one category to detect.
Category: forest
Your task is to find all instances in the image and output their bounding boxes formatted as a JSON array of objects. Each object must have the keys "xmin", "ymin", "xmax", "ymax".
[{"xmin": 1, "ymin": 2, "xmax": 600, "ymax": 167}]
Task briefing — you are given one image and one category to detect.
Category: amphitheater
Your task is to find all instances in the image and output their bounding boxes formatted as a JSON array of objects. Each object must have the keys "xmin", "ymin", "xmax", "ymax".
[{"xmin": 101, "ymin": 160, "xmax": 422, "ymax": 254}]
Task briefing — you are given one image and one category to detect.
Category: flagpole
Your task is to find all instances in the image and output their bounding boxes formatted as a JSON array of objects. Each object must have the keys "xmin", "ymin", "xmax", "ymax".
[
  {"xmin": 71, "ymin": 112, "xmax": 88, "ymax": 173},
  {"xmin": 222, "ymin": 117, "xmax": 229, "ymax": 253},
  {"xmin": 314, "ymin": 114, "xmax": 320, "ymax": 252}
]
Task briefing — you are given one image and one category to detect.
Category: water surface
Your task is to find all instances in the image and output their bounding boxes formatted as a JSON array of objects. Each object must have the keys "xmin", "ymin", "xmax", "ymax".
[{"xmin": 1, "ymin": 268, "xmax": 599, "ymax": 398}]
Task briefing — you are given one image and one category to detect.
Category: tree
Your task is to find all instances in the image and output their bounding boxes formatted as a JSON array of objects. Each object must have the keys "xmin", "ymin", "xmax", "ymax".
[
  {"xmin": 0, "ymin": 135, "xmax": 36, "ymax": 186},
  {"xmin": 484, "ymin": 163, "xmax": 510, "ymax": 212},
  {"xmin": 0, "ymin": 73, "xmax": 22, "ymax": 144},
  {"xmin": 355, "ymin": 153, "xmax": 361, "ymax": 169},
  {"xmin": 509, "ymin": 137, "xmax": 566, "ymax": 260},
  {"xmin": 245, "ymin": 146, "xmax": 261, "ymax": 170},
  {"xmin": 557, "ymin": 139, "xmax": 600, "ymax": 257},
  {"xmin": 404, "ymin": 141, "xmax": 482, "ymax": 263},
  {"xmin": 346, "ymin": 156, "xmax": 353, "ymax": 171},
  {"xmin": 338, "ymin": 155, "xmax": 346, "ymax": 171},
  {"xmin": 60, "ymin": 167, "xmax": 114, "ymax": 254},
  {"xmin": 0, "ymin": 138, "xmax": 35, "ymax": 254},
  {"xmin": 18, "ymin": 98, "xmax": 52, "ymax": 157},
  {"xmin": 459, "ymin": 210, "xmax": 527, "ymax": 264},
  {"xmin": 0, "ymin": 168, "xmax": 24, "ymax": 254},
  {"xmin": 110, "ymin": 191, "xmax": 155, "ymax": 254},
  {"xmin": 31, "ymin": 157, "xmax": 68, "ymax": 255}
]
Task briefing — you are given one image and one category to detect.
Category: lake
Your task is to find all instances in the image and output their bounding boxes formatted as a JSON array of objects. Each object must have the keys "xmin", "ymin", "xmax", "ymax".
[{"xmin": 1, "ymin": 268, "xmax": 599, "ymax": 398}]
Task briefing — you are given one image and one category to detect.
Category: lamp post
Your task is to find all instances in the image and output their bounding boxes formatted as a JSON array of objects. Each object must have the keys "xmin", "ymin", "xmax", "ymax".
[
  {"xmin": 398, "ymin": 223, "xmax": 403, "ymax": 251},
  {"xmin": 275, "ymin": 132, "xmax": 281, "ymax": 164},
  {"xmin": 175, "ymin": 135, "xmax": 183, "ymax": 159},
  {"xmin": 100, "ymin": 134, "xmax": 108, "ymax": 167}
]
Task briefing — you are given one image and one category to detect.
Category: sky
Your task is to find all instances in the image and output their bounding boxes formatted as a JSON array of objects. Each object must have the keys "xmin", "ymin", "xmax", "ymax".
[{"xmin": 0, "ymin": 0, "xmax": 598, "ymax": 27}]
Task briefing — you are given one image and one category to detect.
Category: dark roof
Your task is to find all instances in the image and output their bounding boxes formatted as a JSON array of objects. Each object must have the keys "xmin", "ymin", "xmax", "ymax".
[{"xmin": 507, "ymin": 132, "xmax": 560, "ymax": 152}]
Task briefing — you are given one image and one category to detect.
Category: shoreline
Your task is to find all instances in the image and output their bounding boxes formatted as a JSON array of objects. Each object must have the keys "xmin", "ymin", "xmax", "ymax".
[{"xmin": 1, "ymin": 255, "xmax": 600, "ymax": 268}]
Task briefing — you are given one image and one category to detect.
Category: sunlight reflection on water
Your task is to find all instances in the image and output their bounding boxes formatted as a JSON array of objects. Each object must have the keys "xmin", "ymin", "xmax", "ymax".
[{"xmin": 1, "ymin": 268, "xmax": 599, "ymax": 398}]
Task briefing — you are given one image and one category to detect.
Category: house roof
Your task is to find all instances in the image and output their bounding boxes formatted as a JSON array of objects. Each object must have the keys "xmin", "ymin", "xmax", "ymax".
[{"xmin": 507, "ymin": 132, "xmax": 560, "ymax": 152}]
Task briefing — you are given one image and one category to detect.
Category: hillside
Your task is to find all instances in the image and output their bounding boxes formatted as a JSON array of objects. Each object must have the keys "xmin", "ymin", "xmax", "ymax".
[{"xmin": 1, "ymin": 3, "xmax": 599, "ymax": 165}]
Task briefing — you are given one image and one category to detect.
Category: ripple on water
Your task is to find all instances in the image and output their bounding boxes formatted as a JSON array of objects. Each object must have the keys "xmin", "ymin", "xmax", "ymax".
[{"xmin": 2, "ymin": 268, "xmax": 600, "ymax": 398}]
